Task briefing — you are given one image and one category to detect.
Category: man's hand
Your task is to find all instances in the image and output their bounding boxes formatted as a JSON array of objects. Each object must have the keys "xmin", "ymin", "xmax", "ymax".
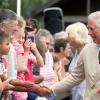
[
  {"xmin": 36, "ymin": 85, "xmax": 52, "ymax": 96},
  {"xmin": 9, "ymin": 79, "xmax": 34, "ymax": 90},
  {"xmin": 9, "ymin": 79, "xmax": 52, "ymax": 95},
  {"xmin": 23, "ymin": 81, "xmax": 34, "ymax": 90},
  {"xmin": 3, "ymin": 78, "xmax": 15, "ymax": 91}
]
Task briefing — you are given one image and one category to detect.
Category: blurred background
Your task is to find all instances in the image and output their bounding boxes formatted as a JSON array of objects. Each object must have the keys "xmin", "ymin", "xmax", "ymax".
[{"xmin": 0, "ymin": 0, "xmax": 100, "ymax": 28}]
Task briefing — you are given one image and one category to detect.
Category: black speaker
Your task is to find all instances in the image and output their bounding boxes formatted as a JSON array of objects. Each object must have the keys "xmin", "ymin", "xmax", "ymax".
[{"xmin": 43, "ymin": 7, "xmax": 64, "ymax": 34}]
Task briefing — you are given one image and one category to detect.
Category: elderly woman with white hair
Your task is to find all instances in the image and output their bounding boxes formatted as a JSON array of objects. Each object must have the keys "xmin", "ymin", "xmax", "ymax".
[{"xmin": 65, "ymin": 22, "xmax": 92, "ymax": 100}]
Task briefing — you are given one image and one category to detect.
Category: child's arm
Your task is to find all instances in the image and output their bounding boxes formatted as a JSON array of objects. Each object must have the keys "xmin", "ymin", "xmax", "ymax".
[
  {"xmin": 34, "ymin": 75, "xmax": 44, "ymax": 84},
  {"xmin": 0, "ymin": 78, "xmax": 3, "ymax": 92},
  {"xmin": 24, "ymin": 39, "xmax": 44, "ymax": 67},
  {"xmin": 30, "ymin": 42, "xmax": 44, "ymax": 67}
]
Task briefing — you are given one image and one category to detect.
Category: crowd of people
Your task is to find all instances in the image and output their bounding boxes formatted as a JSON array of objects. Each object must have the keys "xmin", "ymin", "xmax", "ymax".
[{"xmin": 0, "ymin": 8, "xmax": 100, "ymax": 100}]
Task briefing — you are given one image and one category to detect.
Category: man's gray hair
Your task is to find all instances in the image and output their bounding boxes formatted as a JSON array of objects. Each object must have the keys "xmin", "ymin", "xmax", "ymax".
[
  {"xmin": 0, "ymin": 9, "xmax": 17, "ymax": 23},
  {"xmin": 88, "ymin": 11, "xmax": 100, "ymax": 28}
]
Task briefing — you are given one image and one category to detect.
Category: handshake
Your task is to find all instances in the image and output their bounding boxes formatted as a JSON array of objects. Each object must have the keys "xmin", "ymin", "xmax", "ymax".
[
  {"xmin": 35, "ymin": 83, "xmax": 52, "ymax": 96},
  {"xmin": 9, "ymin": 79, "xmax": 52, "ymax": 96}
]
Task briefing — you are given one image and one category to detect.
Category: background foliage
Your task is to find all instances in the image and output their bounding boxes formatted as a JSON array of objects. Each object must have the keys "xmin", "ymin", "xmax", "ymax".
[{"xmin": 0, "ymin": 0, "xmax": 48, "ymax": 17}]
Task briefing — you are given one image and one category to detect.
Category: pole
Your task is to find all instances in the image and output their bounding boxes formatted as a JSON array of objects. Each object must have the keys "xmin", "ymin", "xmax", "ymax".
[{"xmin": 17, "ymin": 0, "xmax": 21, "ymax": 16}]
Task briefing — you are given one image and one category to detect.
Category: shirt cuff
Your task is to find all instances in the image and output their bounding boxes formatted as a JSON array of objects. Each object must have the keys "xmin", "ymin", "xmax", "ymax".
[{"xmin": 50, "ymin": 86, "xmax": 56, "ymax": 96}]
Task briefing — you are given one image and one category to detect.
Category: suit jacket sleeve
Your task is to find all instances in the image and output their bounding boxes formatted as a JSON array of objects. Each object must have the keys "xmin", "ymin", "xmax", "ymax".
[{"xmin": 51, "ymin": 51, "xmax": 85, "ymax": 96}]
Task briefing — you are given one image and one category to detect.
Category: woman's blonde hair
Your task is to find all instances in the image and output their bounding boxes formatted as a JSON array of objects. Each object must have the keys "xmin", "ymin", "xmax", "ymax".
[{"xmin": 65, "ymin": 22, "xmax": 91, "ymax": 43}]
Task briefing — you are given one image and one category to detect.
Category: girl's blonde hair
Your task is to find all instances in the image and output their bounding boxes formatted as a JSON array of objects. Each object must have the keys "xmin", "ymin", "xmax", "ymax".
[{"xmin": 17, "ymin": 16, "xmax": 26, "ymax": 29}]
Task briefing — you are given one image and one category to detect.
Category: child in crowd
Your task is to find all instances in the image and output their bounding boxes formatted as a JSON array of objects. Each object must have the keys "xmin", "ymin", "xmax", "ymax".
[
  {"xmin": 12, "ymin": 16, "xmax": 45, "ymax": 100},
  {"xmin": 11, "ymin": 23, "xmax": 28, "ymax": 100},
  {"xmin": 0, "ymin": 30, "xmax": 15, "ymax": 99},
  {"xmin": 25, "ymin": 18, "xmax": 48, "ymax": 100}
]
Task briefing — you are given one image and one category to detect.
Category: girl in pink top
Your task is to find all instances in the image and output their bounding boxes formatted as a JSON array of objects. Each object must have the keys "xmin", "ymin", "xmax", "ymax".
[{"xmin": 12, "ymin": 28, "xmax": 28, "ymax": 100}]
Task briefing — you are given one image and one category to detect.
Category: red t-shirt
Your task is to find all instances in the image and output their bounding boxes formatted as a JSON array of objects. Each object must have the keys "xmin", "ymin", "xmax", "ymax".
[{"xmin": 25, "ymin": 58, "xmax": 35, "ymax": 82}]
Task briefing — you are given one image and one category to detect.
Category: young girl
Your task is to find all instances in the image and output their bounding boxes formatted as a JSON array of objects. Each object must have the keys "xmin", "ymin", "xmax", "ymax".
[{"xmin": 12, "ymin": 25, "xmax": 28, "ymax": 100}]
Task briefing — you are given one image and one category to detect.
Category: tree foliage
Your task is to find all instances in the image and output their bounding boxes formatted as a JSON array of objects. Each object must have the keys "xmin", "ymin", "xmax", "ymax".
[{"xmin": 0, "ymin": 0, "xmax": 48, "ymax": 16}]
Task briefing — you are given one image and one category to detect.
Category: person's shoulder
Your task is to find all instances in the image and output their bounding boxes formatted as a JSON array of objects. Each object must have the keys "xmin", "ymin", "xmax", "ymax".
[
  {"xmin": 79, "ymin": 43, "xmax": 96, "ymax": 56},
  {"xmin": 83, "ymin": 42, "xmax": 96, "ymax": 50}
]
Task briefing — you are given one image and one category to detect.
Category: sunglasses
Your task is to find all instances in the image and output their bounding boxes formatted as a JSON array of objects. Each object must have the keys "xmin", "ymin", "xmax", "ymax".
[{"xmin": 25, "ymin": 26, "xmax": 34, "ymax": 32}]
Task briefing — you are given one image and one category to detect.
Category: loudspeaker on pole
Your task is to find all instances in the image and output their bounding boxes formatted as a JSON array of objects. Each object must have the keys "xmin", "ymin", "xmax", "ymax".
[{"xmin": 43, "ymin": 7, "xmax": 64, "ymax": 34}]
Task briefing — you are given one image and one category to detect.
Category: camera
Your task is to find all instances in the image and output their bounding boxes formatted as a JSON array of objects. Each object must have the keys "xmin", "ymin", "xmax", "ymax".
[{"xmin": 28, "ymin": 36, "xmax": 35, "ymax": 42}]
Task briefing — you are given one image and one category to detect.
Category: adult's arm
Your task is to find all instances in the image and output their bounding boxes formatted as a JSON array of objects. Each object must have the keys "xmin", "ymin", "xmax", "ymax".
[{"xmin": 51, "ymin": 55, "xmax": 85, "ymax": 96}]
